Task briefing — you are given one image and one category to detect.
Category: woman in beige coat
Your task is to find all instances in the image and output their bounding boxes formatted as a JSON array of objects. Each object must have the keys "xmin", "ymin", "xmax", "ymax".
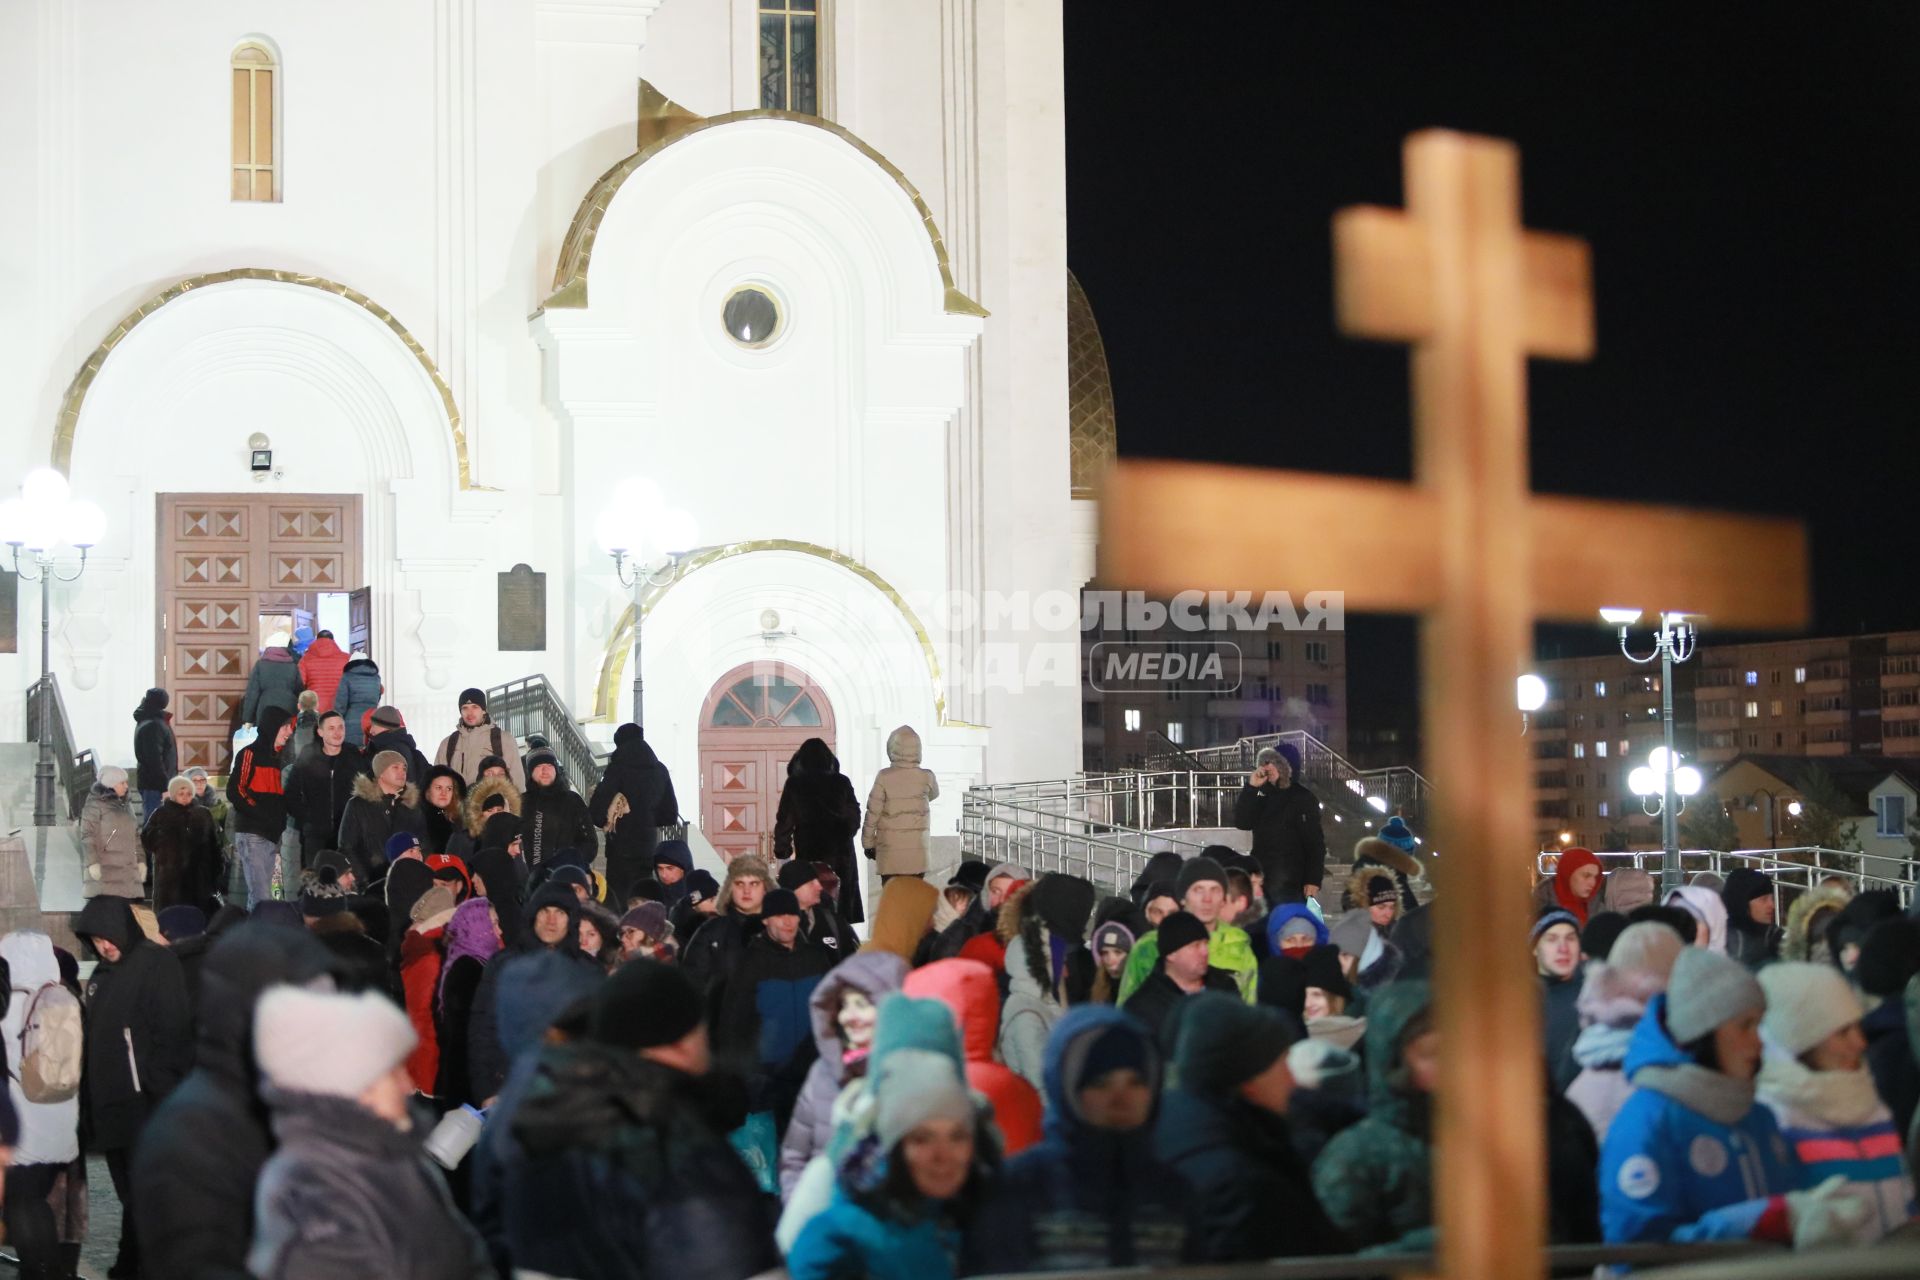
[
  {"xmin": 861, "ymin": 725, "xmax": 939, "ymax": 882},
  {"xmin": 82, "ymin": 764, "xmax": 146, "ymax": 899}
]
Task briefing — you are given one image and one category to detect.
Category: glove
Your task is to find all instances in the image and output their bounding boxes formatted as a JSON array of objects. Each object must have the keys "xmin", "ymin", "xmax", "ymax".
[
  {"xmin": 87, "ymin": 863, "xmax": 103, "ymax": 881},
  {"xmin": 1786, "ymin": 1175, "xmax": 1874, "ymax": 1249},
  {"xmin": 863, "ymin": 848, "xmax": 876, "ymax": 861},
  {"xmin": 1286, "ymin": 1038, "xmax": 1360, "ymax": 1090}
]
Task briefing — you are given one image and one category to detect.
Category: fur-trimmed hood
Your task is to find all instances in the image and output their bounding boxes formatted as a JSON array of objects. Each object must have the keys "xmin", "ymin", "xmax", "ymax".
[
  {"xmin": 351, "ymin": 773, "xmax": 420, "ymax": 808},
  {"xmin": 995, "ymin": 880, "xmax": 1035, "ymax": 945},
  {"xmin": 464, "ymin": 775, "xmax": 523, "ymax": 836},
  {"xmin": 1346, "ymin": 864, "xmax": 1403, "ymax": 914},
  {"xmin": 1351, "ymin": 836, "xmax": 1424, "ymax": 879},
  {"xmin": 1782, "ymin": 883, "xmax": 1853, "ymax": 963}
]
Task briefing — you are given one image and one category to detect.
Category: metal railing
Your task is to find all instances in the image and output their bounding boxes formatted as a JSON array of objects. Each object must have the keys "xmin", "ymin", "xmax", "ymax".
[
  {"xmin": 972, "ymin": 1239, "xmax": 1785, "ymax": 1280},
  {"xmin": 1149, "ymin": 727, "xmax": 1431, "ymax": 827},
  {"xmin": 484, "ymin": 675, "xmax": 608, "ymax": 795},
  {"xmin": 24, "ymin": 672, "xmax": 94, "ymax": 821},
  {"xmin": 1535, "ymin": 846, "xmax": 1919, "ymax": 909},
  {"xmin": 960, "ymin": 780, "xmax": 1215, "ymax": 892}
]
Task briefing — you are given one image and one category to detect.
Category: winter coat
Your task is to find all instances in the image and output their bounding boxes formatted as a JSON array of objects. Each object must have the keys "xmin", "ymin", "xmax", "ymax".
[
  {"xmin": 366, "ymin": 725, "xmax": 431, "ymax": 789},
  {"xmin": 1311, "ymin": 981, "xmax": 1436, "ymax": 1251},
  {"xmin": 464, "ymin": 775, "xmax": 523, "ymax": 838},
  {"xmin": 500, "ymin": 1040, "xmax": 781, "ymax": 1280},
  {"xmin": 683, "ymin": 910, "xmax": 764, "ymax": 993},
  {"xmin": 521, "ymin": 770, "xmax": 596, "ymax": 875},
  {"xmin": 284, "ymin": 742, "xmax": 369, "ymax": 857},
  {"xmin": 1117, "ymin": 920, "xmax": 1259, "ymax": 1005},
  {"xmin": 228, "ymin": 706, "xmax": 293, "ymax": 841},
  {"xmin": 81, "ymin": 785, "xmax": 143, "ymax": 899},
  {"xmin": 1, "ymin": 931, "xmax": 81, "ymax": 1168},
  {"xmin": 133, "ymin": 705, "xmax": 178, "ymax": 792},
  {"xmin": 310, "ymin": 912, "xmax": 399, "ymax": 1001},
  {"xmin": 142, "ymin": 794, "xmax": 221, "ymax": 911},
  {"xmin": 296, "ymin": 635, "xmax": 351, "ymax": 713},
  {"xmin": 1543, "ymin": 971, "xmax": 1582, "ymax": 1093},
  {"xmin": 1758, "ymin": 1054, "xmax": 1916, "ymax": 1239},
  {"xmin": 1000, "ymin": 936, "xmax": 1065, "ymax": 1092},
  {"xmin": 73, "ymin": 896, "xmax": 193, "ymax": 1151},
  {"xmin": 1345, "ymin": 837, "xmax": 1423, "ymax": 914},
  {"xmin": 331, "ymin": 657, "xmax": 383, "ymax": 747},
  {"xmin": 1233, "ymin": 777, "xmax": 1329, "ymax": 899},
  {"xmin": 1864, "ymin": 996, "xmax": 1920, "ymax": 1142},
  {"xmin": 1158, "ymin": 1065, "xmax": 1345, "ymax": 1261},
  {"xmin": 860, "ymin": 725, "xmax": 939, "ymax": 876},
  {"xmin": 800, "ymin": 896, "xmax": 860, "ymax": 958},
  {"xmin": 250, "ymin": 1089, "xmax": 492, "ymax": 1280},
  {"xmin": 400, "ymin": 923, "xmax": 450, "ymax": 1094},
  {"xmin": 1124, "ymin": 967, "xmax": 1243, "ymax": 1051},
  {"xmin": 436, "ymin": 716, "xmax": 524, "ymax": 789},
  {"xmin": 777, "ymin": 739, "xmax": 864, "ymax": 919},
  {"xmin": 781, "ymin": 952, "xmax": 911, "ymax": 1196},
  {"xmin": 971, "ymin": 1004, "xmax": 1192, "ymax": 1272},
  {"xmin": 466, "ymin": 887, "xmax": 598, "ymax": 1103},
  {"xmin": 903, "ymin": 959, "xmax": 1045, "ymax": 1156},
  {"xmin": 1565, "ymin": 958, "xmax": 1665, "ymax": 1144},
  {"xmin": 241, "ymin": 645, "xmax": 304, "ymax": 726},
  {"xmin": 1721, "ymin": 869, "xmax": 1783, "ymax": 970},
  {"xmin": 587, "ymin": 735, "xmax": 680, "ymax": 895},
  {"xmin": 132, "ymin": 922, "xmax": 335, "ymax": 1280},
  {"xmin": 433, "ymin": 953, "xmax": 487, "ymax": 1106},
  {"xmin": 788, "ymin": 1183, "xmax": 965, "ymax": 1280},
  {"xmin": 336, "ymin": 774, "xmax": 427, "ymax": 886},
  {"xmin": 712, "ymin": 935, "xmax": 837, "ymax": 1120},
  {"xmin": 1599, "ymin": 993, "xmax": 1808, "ymax": 1242}
]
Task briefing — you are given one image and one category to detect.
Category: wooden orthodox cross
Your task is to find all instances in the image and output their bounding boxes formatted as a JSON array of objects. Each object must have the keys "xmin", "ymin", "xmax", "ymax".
[{"xmin": 1100, "ymin": 130, "xmax": 1807, "ymax": 1280}]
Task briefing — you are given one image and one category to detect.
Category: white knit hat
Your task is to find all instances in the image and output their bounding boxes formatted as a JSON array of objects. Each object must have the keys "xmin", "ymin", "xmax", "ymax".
[
  {"xmin": 873, "ymin": 1048, "xmax": 975, "ymax": 1150},
  {"xmin": 1664, "ymin": 947, "xmax": 1764, "ymax": 1046},
  {"xmin": 1758, "ymin": 962, "xmax": 1865, "ymax": 1057},
  {"xmin": 254, "ymin": 987, "xmax": 416, "ymax": 1099},
  {"xmin": 1609, "ymin": 922, "xmax": 1685, "ymax": 981}
]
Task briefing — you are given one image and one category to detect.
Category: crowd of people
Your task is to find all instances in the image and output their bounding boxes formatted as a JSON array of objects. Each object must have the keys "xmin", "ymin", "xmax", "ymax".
[{"xmin": 4, "ymin": 655, "xmax": 1920, "ymax": 1278}]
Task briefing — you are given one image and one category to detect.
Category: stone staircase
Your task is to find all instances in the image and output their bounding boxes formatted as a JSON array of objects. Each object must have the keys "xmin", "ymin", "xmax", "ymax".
[{"xmin": 1, "ymin": 741, "xmax": 88, "ymax": 953}]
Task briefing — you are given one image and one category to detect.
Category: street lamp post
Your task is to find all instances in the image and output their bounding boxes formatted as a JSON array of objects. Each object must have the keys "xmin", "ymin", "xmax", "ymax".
[
  {"xmin": 594, "ymin": 479, "xmax": 698, "ymax": 733},
  {"xmin": 0, "ymin": 469, "xmax": 105, "ymax": 825},
  {"xmin": 1608, "ymin": 609, "xmax": 1698, "ymax": 893}
]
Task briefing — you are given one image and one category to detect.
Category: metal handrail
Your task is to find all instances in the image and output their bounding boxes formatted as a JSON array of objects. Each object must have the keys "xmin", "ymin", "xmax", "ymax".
[
  {"xmin": 1152, "ymin": 727, "xmax": 1432, "ymax": 825},
  {"xmin": 970, "ymin": 1239, "xmax": 1780, "ymax": 1280},
  {"xmin": 1535, "ymin": 846, "xmax": 1918, "ymax": 909},
  {"xmin": 25, "ymin": 672, "xmax": 94, "ymax": 820},
  {"xmin": 484, "ymin": 675, "xmax": 609, "ymax": 795}
]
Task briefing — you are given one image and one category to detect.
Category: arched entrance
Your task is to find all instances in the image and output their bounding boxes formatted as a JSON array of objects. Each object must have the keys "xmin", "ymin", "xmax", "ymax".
[{"xmin": 698, "ymin": 661, "xmax": 836, "ymax": 864}]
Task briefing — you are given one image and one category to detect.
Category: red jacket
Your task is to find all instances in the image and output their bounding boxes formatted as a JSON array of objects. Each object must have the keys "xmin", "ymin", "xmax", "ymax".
[
  {"xmin": 399, "ymin": 925, "xmax": 445, "ymax": 1092},
  {"xmin": 298, "ymin": 636, "xmax": 351, "ymax": 714},
  {"xmin": 903, "ymin": 958, "xmax": 1044, "ymax": 1156}
]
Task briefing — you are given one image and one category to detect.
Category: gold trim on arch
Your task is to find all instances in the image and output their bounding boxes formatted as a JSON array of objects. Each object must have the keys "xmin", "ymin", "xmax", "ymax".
[
  {"xmin": 51, "ymin": 268, "xmax": 478, "ymax": 489},
  {"xmin": 543, "ymin": 81, "xmax": 987, "ymax": 318},
  {"xmin": 594, "ymin": 538, "xmax": 949, "ymax": 725}
]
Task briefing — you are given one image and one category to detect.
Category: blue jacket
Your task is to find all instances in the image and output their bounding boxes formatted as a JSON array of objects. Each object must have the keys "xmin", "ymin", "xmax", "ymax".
[
  {"xmin": 969, "ymin": 1005, "xmax": 1190, "ymax": 1271},
  {"xmin": 788, "ymin": 1187, "xmax": 960, "ymax": 1280},
  {"xmin": 1599, "ymin": 995, "xmax": 1808, "ymax": 1243}
]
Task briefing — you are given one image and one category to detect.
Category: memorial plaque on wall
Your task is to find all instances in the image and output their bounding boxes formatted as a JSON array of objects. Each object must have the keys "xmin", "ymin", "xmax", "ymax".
[
  {"xmin": 1, "ymin": 568, "xmax": 16, "ymax": 654},
  {"xmin": 497, "ymin": 563, "xmax": 547, "ymax": 651}
]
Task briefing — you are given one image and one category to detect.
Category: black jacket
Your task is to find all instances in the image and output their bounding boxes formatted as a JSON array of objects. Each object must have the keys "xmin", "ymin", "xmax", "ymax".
[
  {"xmin": 132, "ymin": 922, "xmax": 335, "ymax": 1280},
  {"xmin": 521, "ymin": 774, "xmax": 596, "ymax": 876},
  {"xmin": 467, "ymin": 887, "xmax": 597, "ymax": 1103},
  {"xmin": 1155, "ymin": 1086, "xmax": 1346, "ymax": 1261},
  {"xmin": 710, "ymin": 934, "xmax": 834, "ymax": 1116},
  {"xmin": 141, "ymin": 796, "xmax": 222, "ymax": 912},
  {"xmin": 587, "ymin": 736, "xmax": 678, "ymax": 879},
  {"xmin": 366, "ymin": 726, "xmax": 431, "ymax": 789},
  {"xmin": 1233, "ymin": 780, "xmax": 1329, "ymax": 896},
  {"xmin": 284, "ymin": 742, "xmax": 368, "ymax": 855},
  {"xmin": 74, "ymin": 896, "xmax": 194, "ymax": 1151},
  {"xmin": 1123, "ymin": 967, "xmax": 1242, "ymax": 1052},
  {"xmin": 336, "ymin": 775, "xmax": 428, "ymax": 886},
  {"xmin": 773, "ymin": 745, "xmax": 860, "ymax": 871},
  {"xmin": 133, "ymin": 706, "xmax": 178, "ymax": 791},
  {"xmin": 681, "ymin": 911, "xmax": 763, "ymax": 992}
]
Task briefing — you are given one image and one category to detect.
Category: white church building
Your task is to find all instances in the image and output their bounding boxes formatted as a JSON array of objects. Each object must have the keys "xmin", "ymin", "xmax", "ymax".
[{"xmin": 0, "ymin": 1, "xmax": 1113, "ymax": 852}]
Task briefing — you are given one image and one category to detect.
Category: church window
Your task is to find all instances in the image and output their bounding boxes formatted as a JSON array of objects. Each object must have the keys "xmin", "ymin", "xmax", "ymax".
[
  {"xmin": 231, "ymin": 42, "xmax": 279, "ymax": 202},
  {"xmin": 707, "ymin": 673, "xmax": 823, "ymax": 728},
  {"xmin": 759, "ymin": 0, "xmax": 820, "ymax": 115},
  {"xmin": 724, "ymin": 286, "xmax": 783, "ymax": 348}
]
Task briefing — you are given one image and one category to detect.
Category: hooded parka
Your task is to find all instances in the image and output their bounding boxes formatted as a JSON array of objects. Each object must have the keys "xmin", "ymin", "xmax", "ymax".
[{"xmin": 860, "ymin": 725, "xmax": 939, "ymax": 877}]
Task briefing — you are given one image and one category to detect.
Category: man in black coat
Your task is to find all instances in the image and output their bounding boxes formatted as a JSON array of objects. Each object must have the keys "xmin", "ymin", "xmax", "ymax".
[
  {"xmin": 779, "ymin": 858, "xmax": 858, "ymax": 956},
  {"xmin": 587, "ymin": 724, "xmax": 679, "ymax": 906},
  {"xmin": 131, "ymin": 922, "xmax": 335, "ymax": 1280},
  {"xmin": 132, "ymin": 686, "xmax": 177, "ymax": 826},
  {"xmin": 709, "ymin": 890, "xmax": 835, "ymax": 1131},
  {"xmin": 1122, "ymin": 911, "xmax": 1241, "ymax": 1050},
  {"xmin": 335, "ymin": 751, "xmax": 428, "ymax": 888},
  {"xmin": 283, "ymin": 710, "xmax": 368, "ymax": 867},
  {"xmin": 365, "ymin": 704, "xmax": 432, "ymax": 788},
  {"xmin": 520, "ymin": 747, "xmax": 596, "ymax": 877},
  {"xmin": 1232, "ymin": 746, "xmax": 1329, "ymax": 903},
  {"xmin": 74, "ymin": 895, "xmax": 194, "ymax": 1279}
]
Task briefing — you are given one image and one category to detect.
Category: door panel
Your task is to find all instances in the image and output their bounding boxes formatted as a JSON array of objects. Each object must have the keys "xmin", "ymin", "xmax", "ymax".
[{"xmin": 697, "ymin": 662, "xmax": 837, "ymax": 866}]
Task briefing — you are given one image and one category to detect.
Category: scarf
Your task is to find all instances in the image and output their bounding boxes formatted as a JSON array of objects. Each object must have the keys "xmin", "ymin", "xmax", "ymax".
[
  {"xmin": 1633, "ymin": 1062, "xmax": 1755, "ymax": 1126},
  {"xmin": 1757, "ymin": 1054, "xmax": 1887, "ymax": 1129},
  {"xmin": 1572, "ymin": 1022, "xmax": 1638, "ymax": 1071}
]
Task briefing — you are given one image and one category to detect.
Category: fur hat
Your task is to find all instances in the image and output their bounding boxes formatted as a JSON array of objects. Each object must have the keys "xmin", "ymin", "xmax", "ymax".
[
  {"xmin": 721, "ymin": 854, "xmax": 771, "ymax": 913},
  {"xmin": 255, "ymin": 988, "xmax": 416, "ymax": 1099}
]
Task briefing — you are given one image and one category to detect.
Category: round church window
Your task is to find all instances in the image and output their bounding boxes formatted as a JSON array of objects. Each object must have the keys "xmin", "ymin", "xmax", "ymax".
[{"xmin": 723, "ymin": 287, "xmax": 783, "ymax": 348}]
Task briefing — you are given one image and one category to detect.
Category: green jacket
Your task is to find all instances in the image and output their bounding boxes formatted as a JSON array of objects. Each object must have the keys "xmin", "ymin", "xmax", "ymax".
[
  {"xmin": 1117, "ymin": 922, "xmax": 1258, "ymax": 1005},
  {"xmin": 1310, "ymin": 980, "xmax": 1435, "ymax": 1252}
]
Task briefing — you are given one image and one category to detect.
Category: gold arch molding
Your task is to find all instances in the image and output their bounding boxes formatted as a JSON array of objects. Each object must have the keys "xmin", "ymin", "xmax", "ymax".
[
  {"xmin": 545, "ymin": 82, "xmax": 987, "ymax": 318},
  {"xmin": 595, "ymin": 538, "xmax": 949, "ymax": 725},
  {"xmin": 52, "ymin": 268, "xmax": 476, "ymax": 489}
]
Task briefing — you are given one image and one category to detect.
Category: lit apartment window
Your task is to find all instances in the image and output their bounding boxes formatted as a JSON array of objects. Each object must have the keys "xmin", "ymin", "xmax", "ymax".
[
  {"xmin": 1572, "ymin": 743, "xmax": 1585, "ymax": 759},
  {"xmin": 1769, "ymin": 699, "xmax": 1782, "ymax": 717},
  {"xmin": 1794, "ymin": 666, "xmax": 1807, "ymax": 683},
  {"xmin": 1123, "ymin": 708, "xmax": 1141, "ymax": 733},
  {"xmin": 1594, "ymin": 681, "xmax": 1607, "ymax": 698},
  {"xmin": 1618, "ymin": 739, "xmax": 1629, "ymax": 756},
  {"xmin": 1745, "ymin": 670, "xmax": 1758, "ymax": 685},
  {"xmin": 1166, "ymin": 721, "xmax": 1184, "ymax": 745},
  {"xmin": 1744, "ymin": 701, "xmax": 1759, "ymax": 718},
  {"xmin": 1598, "ymin": 801, "xmax": 1611, "ymax": 818},
  {"xmin": 1595, "ymin": 741, "xmax": 1608, "ymax": 758}
]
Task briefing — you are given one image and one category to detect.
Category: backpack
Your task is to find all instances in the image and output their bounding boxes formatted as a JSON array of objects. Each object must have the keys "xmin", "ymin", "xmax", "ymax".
[{"xmin": 12, "ymin": 981, "xmax": 84, "ymax": 1103}]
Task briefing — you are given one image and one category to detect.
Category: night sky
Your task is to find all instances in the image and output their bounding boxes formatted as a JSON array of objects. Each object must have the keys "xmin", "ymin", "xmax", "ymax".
[{"xmin": 1065, "ymin": 2, "xmax": 1920, "ymax": 742}]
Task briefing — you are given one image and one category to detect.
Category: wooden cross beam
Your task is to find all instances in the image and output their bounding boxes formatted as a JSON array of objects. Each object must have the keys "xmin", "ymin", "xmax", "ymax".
[{"xmin": 1099, "ymin": 130, "xmax": 1807, "ymax": 1280}]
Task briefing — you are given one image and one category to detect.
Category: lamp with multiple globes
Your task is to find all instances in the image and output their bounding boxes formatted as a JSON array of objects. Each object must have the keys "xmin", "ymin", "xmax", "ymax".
[
  {"xmin": 595, "ymin": 478, "xmax": 701, "ymax": 731},
  {"xmin": 1607, "ymin": 607, "xmax": 1698, "ymax": 892}
]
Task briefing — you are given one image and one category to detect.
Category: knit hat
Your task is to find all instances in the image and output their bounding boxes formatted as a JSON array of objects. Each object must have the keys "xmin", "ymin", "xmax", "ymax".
[
  {"xmin": 948, "ymin": 860, "xmax": 991, "ymax": 893},
  {"xmin": 156, "ymin": 904, "xmax": 207, "ymax": 942},
  {"xmin": 1301, "ymin": 943, "xmax": 1352, "ymax": 1001},
  {"xmin": 590, "ymin": 959, "xmax": 703, "ymax": 1050},
  {"xmin": 1531, "ymin": 908, "xmax": 1582, "ymax": 944},
  {"xmin": 1071, "ymin": 1022, "xmax": 1155, "ymax": 1093},
  {"xmin": 98, "ymin": 765, "xmax": 128, "ymax": 788},
  {"xmin": 254, "ymin": 987, "xmax": 417, "ymax": 1099},
  {"xmin": 1855, "ymin": 918, "xmax": 1920, "ymax": 997},
  {"xmin": 1176, "ymin": 856, "xmax": 1228, "ymax": 899},
  {"xmin": 683, "ymin": 870, "xmax": 720, "ymax": 906},
  {"xmin": 1608, "ymin": 921, "xmax": 1685, "ymax": 980},
  {"xmin": 1828, "ymin": 890, "xmax": 1901, "ymax": 967},
  {"xmin": 777, "ymin": 860, "xmax": 820, "ymax": 890},
  {"xmin": 1603, "ymin": 869, "xmax": 1658, "ymax": 915},
  {"xmin": 377, "ymin": 834, "xmax": 418, "ymax": 866},
  {"xmin": 1664, "ymin": 946, "xmax": 1765, "ymax": 1046},
  {"xmin": 550, "ymin": 865, "xmax": 592, "ymax": 896},
  {"xmin": 459, "ymin": 688, "xmax": 487, "ymax": 711},
  {"xmin": 1758, "ymin": 962, "xmax": 1865, "ymax": 1057},
  {"xmin": 872, "ymin": 1048, "xmax": 976, "ymax": 1150},
  {"xmin": 525, "ymin": 748, "xmax": 560, "ymax": 777},
  {"xmin": 1365, "ymin": 875, "xmax": 1398, "ymax": 907},
  {"xmin": 370, "ymin": 705, "xmax": 405, "ymax": 729},
  {"xmin": 1173, "ymin": 991, "xmax": 1298, "ymax": 1093},
  {"xmin": 763, "ymin": 889, "xmax": 801, "ymax": 919},
  {"xmin": 1582, "ymin": 912, "xmax": 1630, "ymax": 962},
  {"xmin": 620, "ymin": 902, "xmax": 670, "ymax": 941},
  {"xmin": 1093, "ymin": 921, "xmax": 1136, "ymax": 954},
  {"xmin": 370, "ymin": 749, "xmax": 407, "ymax": 778},
  {"xmin": 1378, "ymin": 816, "xmax": 1417, "ymax": 851},
  {"xmin": 409, "ymin": 884, "xmax": 459, "ymax": 926},
  {"xmin": 299, "ymin": 868, "xmax": 351, "ymax": 918},
  {"xmin": 479, "ymin": 812, "xmax": 522, "ymax": 850},
  {"xmin": 1158, "ymin": 910, "xmax": 1210, "ymax": 957}
]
